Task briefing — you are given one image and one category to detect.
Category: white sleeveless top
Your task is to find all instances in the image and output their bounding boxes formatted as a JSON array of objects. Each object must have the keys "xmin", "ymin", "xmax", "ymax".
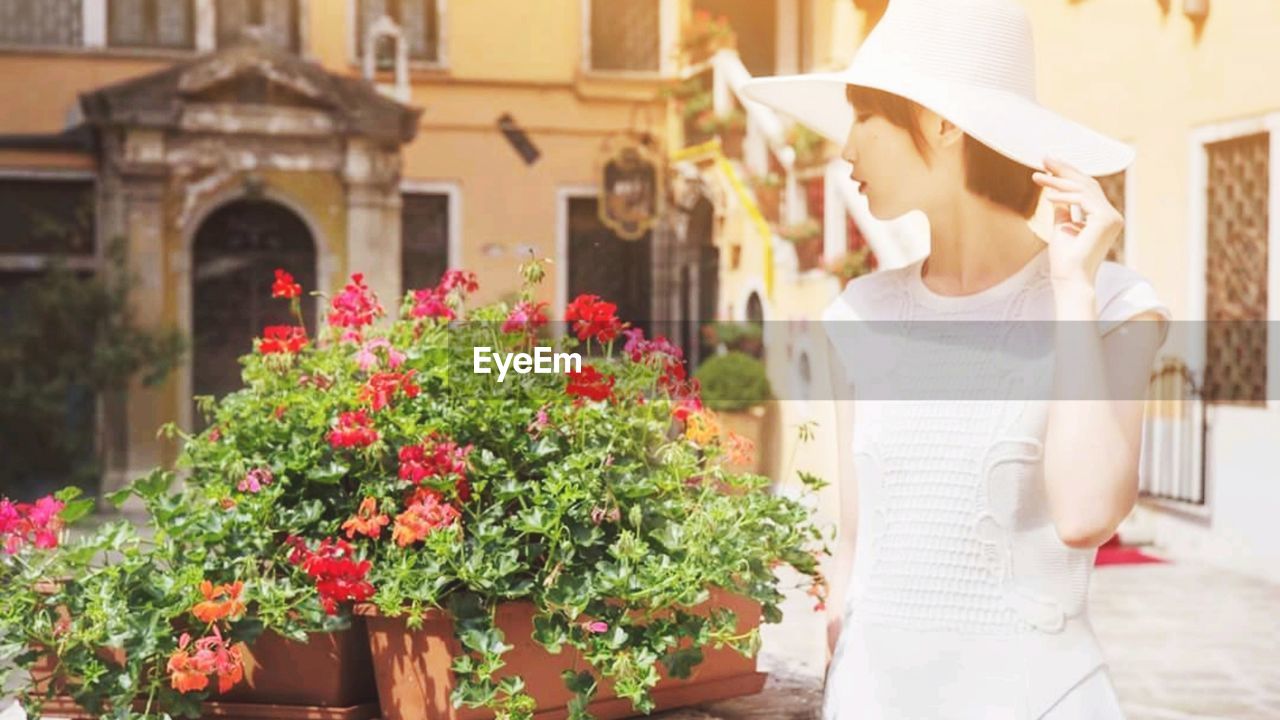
[{"xmin": 820, "ymin": 249, "xmax": 1170, "ymax": 720}]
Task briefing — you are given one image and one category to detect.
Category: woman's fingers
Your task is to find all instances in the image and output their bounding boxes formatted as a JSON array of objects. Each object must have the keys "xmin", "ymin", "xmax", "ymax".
[
  {"xmin": 1032, "ymin": 172, "xmax": 1084, "ymax": 192},
  {"xmin": 1044, "ymin": 155, "xmax": 1091, "ymax": 182},
  {"xmin": 1043, "ymin": 190, "xmax": 1088, "ymax": 207}
]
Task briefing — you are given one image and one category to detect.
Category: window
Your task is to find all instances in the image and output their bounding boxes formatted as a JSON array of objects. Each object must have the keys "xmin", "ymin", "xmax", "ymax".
[
  {"xmin": 401, "ymin": 192, "xmax": 450, "ymax": 295},
  {"xmin": 0, "ymin": 0, "xmax": 83, "ymax": 47},
  {"xmin": 1097, "ymin": 171, "xmax": 1126, "ymax": 263},
  {"xmin": 358, "ymin": 0, "xmax": 440, "ymax": 67},
  {"xmin": 1204, "ymin": 133, "xmax": 1268, "ymax": 405},
  {"xmin": 109, "ymin": 0, "xmax": 194, "ymax": 49},
  {"xmin": 587, "ymin": 0, "xmax": 660, "ymax": 72},
  {"xmin": 217, "ymin": 0, "xmax": 299, "ymax": 52},
  {"xmin": 0, "ymin": 178, "xmax": 95, "ymax": 257}
]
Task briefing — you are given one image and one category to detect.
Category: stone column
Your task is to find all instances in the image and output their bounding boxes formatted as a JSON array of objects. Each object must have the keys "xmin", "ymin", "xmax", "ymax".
[
  {"xmin": 343, "ymin": 139, "xmax": 404, "ymax": 313},
  {"xmin": 100, "ymin": 129, "xmax": 172, "ymax": 499}
]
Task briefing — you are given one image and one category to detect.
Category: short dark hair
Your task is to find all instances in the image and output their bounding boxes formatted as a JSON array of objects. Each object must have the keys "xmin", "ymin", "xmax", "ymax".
[{"xmin": 845, "ymin": 85, "xmax": 1042, "ymax": 219}]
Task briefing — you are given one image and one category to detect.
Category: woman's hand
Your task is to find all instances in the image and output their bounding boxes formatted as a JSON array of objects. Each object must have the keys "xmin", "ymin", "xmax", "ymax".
[{"xmin": 1032, "ymin": 156, "xmax": 1125, "ymax": 288}]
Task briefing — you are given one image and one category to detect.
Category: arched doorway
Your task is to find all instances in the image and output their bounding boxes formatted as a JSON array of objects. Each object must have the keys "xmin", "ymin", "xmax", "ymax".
[{"xmin": 192, "ymin": 199, "xmax": 316, "ymax": 424}]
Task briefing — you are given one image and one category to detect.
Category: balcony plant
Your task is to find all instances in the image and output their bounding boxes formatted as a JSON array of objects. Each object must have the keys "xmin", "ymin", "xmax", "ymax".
[
  {"xmin": 786, "ymin": 123, "xmax": 829, "ymax": 169},
  {"xmin": 679, "ymin": 11, "xmax": 735, "ymax": 66},
  {"xmin": 694, "ymin": 108, "xmax": 748, "ymax": 158},
  {"xmin": 777, "ymin": 218, "xmax": 824, "ymax": 271},
  {"xmin": 824, "ymin": 246, "xmax": 877, "ymax": 285},
  {"xmin": 749, "ymin": 172, "xmax": 784, "ymax": 223}
]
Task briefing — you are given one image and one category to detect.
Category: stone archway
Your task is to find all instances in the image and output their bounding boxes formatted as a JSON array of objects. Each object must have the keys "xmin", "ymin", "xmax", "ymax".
[{"xmin": 191, "ymin": 199, "xmax": 316, "ymax": 424}]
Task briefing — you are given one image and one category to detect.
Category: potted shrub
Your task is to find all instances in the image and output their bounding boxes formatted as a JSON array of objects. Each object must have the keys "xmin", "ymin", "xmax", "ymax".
[
  {"xmin": 695, "ymin": 109, "xmax": 748, "ymax": 159},
  {"xmin": 749, "ymin": 172, "xmax": 784, "ymax": 223},
  {"xmin": 2, "ymin": 260, "xmax": 828, "ymax": 720},
  {"xmin": 778, "ymin": 218, "xmax": 824, "ymax": 271},
  {"xmin": 691, "ymin": 353, "xmax": 775, "ymax": 478},
  {"xmin": 700, "ymin": 322, "xmax": 764, "ymax": 359},
  {"xmin": 824, "ymin": 246, "xmax": 877, "ymax": 285},
  {"xmin": 787, "ymin": 123, "xmax": 829, "ymax": 169}
]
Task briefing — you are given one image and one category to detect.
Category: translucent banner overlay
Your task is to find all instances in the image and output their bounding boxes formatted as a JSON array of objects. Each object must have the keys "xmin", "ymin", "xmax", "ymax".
[{"xmin": 434, "ymin": 320, "xmax": 1274, "ymax": 402}]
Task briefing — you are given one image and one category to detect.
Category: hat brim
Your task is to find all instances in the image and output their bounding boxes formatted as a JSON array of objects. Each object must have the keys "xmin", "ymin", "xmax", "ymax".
[{"xmin": 741, "ymin": 71, "xmax": 1135, "ymax": 177}]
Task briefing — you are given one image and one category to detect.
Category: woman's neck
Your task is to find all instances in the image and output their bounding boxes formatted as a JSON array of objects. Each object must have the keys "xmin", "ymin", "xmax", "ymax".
[{"xmin": 921, "ymin": 189, "xmax": 1045, "ymax": 296}]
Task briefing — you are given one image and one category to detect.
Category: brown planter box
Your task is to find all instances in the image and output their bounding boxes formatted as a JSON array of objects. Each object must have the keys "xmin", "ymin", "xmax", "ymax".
[
  {"xmin": 357, "ymin": 589, "xmax": 766, "ymax": 720},
  {"xmin": 29, "ymin": 624, "xmax": 378, "ymax": 720}
]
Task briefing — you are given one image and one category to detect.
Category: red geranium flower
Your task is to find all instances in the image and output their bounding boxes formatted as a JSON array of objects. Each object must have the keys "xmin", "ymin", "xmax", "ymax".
[
  {"xmin": 285, "ymin": 537, "xmax": 375, "ymax": 615},
  {"xmin": 328, "ymin": 410, "xmax": 379, "ymax": 449},
  {"xmin": 258, "ymin": 325, "xmax": 308, "ymax": 355},
  {"xmin": 565, "ymin": 364, "xmax": 616, "ymax": 403},
  {"xmin": 359, "ymin": 370, "xmax": 421, "ymax": 412},
  {"xmin": 271, "ymin": 269, "xmax": 302, "ymax": 299},
  {"xmin": 565, "ymin": 294, "xmax": 624, "ymax": 344},
  {"xmin": 398, "ymin": 432, "xmax": 474, "ymax": 501}
]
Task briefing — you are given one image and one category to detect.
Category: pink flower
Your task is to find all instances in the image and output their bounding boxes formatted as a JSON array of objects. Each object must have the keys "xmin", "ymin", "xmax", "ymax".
[
  {"xmin": 584, "ymin": 621, "xmax": 608, "ymax": 634},
  {"xmin": 0, "ymin": 495, "xmax": 64, "ymax": 554},
  {"xmin": 502, "ymin": 300, "xmax": 549, "ymax": 335},
  {"xmin": 327, "ymin": 273, "xmax": 384, "ymax": 338},
  {"xmin": 411, "ymin": 288, "xmax": 454, "ymax": 320},
  {"xmin": 355, "ymin": 338, "xmax": 406, "ymax": 372},
  {"xmin": 526, "ymin": 405, "xmax": 550, "ymax": 436},
  {"xmin": 237, "ymin": 467, "xmax": 273, "ymax": 494},
  {"xmin": 621, "ymin": 327, "xmax": 684, "ymax": 363}
]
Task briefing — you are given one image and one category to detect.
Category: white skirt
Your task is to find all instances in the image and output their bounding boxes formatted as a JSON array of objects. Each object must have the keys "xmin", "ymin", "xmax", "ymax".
[{"xmin": 822, "ymin": 617, "xmax": 1127, "ymax": 720}]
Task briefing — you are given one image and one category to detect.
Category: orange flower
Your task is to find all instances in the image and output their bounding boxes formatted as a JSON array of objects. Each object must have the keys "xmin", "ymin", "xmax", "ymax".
[
  {"xmin": 167, "ymin": 634, "xmax": 212, "ymax": 694},
  {"xmin": 192, "ymin": 580, "xmax": 246, "ymax": 624},
  {"xmin": 392, "ymin": 492, "xmax": 460, "ymax": 547},
  {"xmin": 216, "ymin": 644, "xmax": 246, "ymax": 693},
  {"xmin": 684, "ymin": 409, "xmax": 721, "ymax": 446},
  {"xmin": 724, "ymin": 431, "xmax": 755, "ymax": 466},
  {"xmin": 342, "ymin": 497, "xmax": 390, "ymax": 540}
]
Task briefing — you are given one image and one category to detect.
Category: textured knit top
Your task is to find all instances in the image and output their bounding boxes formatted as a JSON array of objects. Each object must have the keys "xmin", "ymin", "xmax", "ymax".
[{"xmin": 819, "ymin": 248, "xmax": 1170, "ymax": 720}]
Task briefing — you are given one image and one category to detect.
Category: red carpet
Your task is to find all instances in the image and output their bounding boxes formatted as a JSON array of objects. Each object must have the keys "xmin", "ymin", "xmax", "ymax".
[{"xmin": 1094, "ymin": 534, "xmax": 1167, "ymax": 566}]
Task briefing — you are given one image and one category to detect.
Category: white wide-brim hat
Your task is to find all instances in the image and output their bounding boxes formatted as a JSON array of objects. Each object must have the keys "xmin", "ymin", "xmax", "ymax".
[{"xmin": 741, "ymin": 0, "xmax": 1134, "ymax": 177}]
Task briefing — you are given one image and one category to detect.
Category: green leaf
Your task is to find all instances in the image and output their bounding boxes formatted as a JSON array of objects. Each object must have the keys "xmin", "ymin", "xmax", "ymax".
[
  {"xmin": 561, "ymin": 669, "xmax": 596, "ymax": 694},
  {"xmin": 54, "ymin": 486, "xmax": 84, "ymax": 503},
  {"xmin": 59, "ymin": 498, "xmax": 96, "ymax": 525}
]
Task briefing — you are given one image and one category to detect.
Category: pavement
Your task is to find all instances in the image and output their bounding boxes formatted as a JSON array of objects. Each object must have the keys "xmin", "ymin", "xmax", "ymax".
[{"xmin": 5, "ymin": 547, "xmax": 1279, "ymax": 719}]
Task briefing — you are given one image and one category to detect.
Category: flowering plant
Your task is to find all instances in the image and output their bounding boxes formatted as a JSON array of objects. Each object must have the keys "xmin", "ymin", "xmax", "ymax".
[
  {"xmin": 679, "ymin": 10, "xmax": 735, "ymax": 63},
  {"xmin": 6, "ymin": 259, "xmax": 828, "ymax": 719}
]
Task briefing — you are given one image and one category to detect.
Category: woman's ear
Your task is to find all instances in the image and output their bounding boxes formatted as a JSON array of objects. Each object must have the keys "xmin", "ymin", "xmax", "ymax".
[{"xmin": 934, "ymin": 115, "xmax": 966, "ymax": 150}]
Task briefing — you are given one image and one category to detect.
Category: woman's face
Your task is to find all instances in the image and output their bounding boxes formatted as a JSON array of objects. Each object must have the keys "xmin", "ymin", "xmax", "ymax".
[{"xmin": 840, "ymin": 109, "xmax": 942, "ymax": 220}]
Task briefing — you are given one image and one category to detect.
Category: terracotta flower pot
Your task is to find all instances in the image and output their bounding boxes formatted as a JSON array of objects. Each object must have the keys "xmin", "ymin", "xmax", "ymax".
[
  {"xmin": 357, "ymin": 589, "xmax": 766, "ymax": 720},
  {"xmin": 792, "ymin": 235, "xmax": 824, "ymax": 272},
  {"xmin": 720, "ymin": 126, "xmax": 745, "ymax": 159},
  {"xmin": 213, "ymin": 623, "xmax": 379, "ymax": 710},
  {"xmin": 29, "ymin": 624, "xmax": 379, "ymax": 720},
  {"xmin": 753, "ymin": 184, "xmax": 781, "ymax": 223}
]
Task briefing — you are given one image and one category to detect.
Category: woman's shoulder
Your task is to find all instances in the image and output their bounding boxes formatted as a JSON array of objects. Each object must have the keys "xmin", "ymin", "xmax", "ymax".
[{"xmin": 821, "ymin": 264, "xmax": 917, "ymax": 323}]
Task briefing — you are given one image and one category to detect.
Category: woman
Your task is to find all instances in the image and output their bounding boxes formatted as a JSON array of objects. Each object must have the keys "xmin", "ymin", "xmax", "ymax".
[{"xmin": 743, "ymin": 1, "xmax": 1170, "ymax": 718}]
